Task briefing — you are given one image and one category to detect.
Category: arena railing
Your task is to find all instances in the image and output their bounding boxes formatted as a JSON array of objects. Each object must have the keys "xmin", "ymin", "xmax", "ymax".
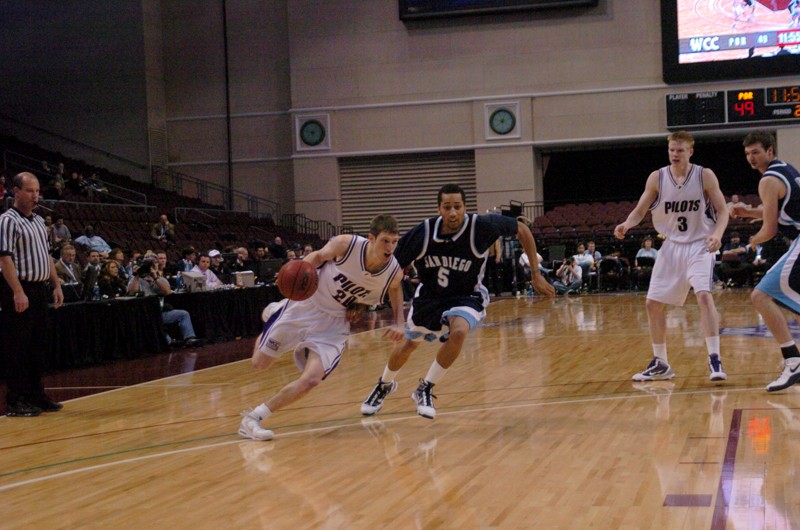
[{"xmin": 152, "ymin": 166, "xmax": 281, "ymax": 223}]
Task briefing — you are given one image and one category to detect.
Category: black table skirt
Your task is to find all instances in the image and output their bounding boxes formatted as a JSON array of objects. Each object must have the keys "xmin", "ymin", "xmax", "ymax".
[
  {"xmin": 45, "ymin": 295, "xmax": 164, "ymax": 370},
  {"xmin": 166, "ymin": 285, "xmax": 279, "ymax": 343},
  {"xmin": 0, "ymin": 285, "xmax": 281, "ymax": 375}
]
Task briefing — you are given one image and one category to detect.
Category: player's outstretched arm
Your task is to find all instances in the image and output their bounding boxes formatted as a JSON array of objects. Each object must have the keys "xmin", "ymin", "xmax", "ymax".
[
  {"xmin": 303, "ymin": 234, "xmax": 353, "ymax": 269},
  {"xmin": 517, "ymin": 220, "xmax": 555, "ymax": 297},
  {"xmin": 615, "ymin": 171, "xmax": 659, "ymax": 239},
  {"xmin": 702, "ymin": 168, "xmax": 729, "ymax": 253},
  {"xmin": 382, "ymin": 274, "xmax": 406, "ymax": 341}
]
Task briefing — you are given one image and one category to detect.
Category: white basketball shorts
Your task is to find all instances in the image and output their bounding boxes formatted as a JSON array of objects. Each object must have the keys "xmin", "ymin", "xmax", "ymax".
[{"xmin": 647, "ymin": 238, "xmax": 715, "ymax": 306}]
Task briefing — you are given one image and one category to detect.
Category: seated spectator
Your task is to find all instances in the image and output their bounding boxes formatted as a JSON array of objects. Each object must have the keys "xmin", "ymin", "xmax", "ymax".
[
  {"xmin": 553, "ymin": 256, "xmax": 583, "ymax": 295},
  {"xmin": 718, "ymin": 231, "xmax": 752, "ymax": 287},
  {"xmin": 97, "ymin": 260, "xmax": 128, "ymax": 298},
  {"xmin": 268, "ymin": 236, "xmax": 287, "ymax": 260},
  {"xmin": 65, "ymin": 171, "xmax": 86, "ymax": 196},
  {"xmin": 50, "ymin": 215, "xmax": 71, "ymax": 248},
  {"xmin": 227, "ymin": 247, "xmax": 250, "ymax": 274},
  {"xmin": 301, "ymin": 244, "xmax": 314, "ymax": 258},
  {"xmin": 83, "ymin": 250, "xmax": 103, "ymax": 276},
  {"xmin": 151, "ymin": 214, "xmax": 176, "ymax": 244},
  {"xmin": 286, "ymin": 249, "xmax": 298, "ymax": 260},
  {"xmin": 108, "ymin": 248, "xmax": 131, "ymax": 284},
  {"xmin": 726, "ymin": 193, "xmax": 750, "ymax": 212},
  {"xmin": 573, "ymin": 243, "xmax": 595, "ymax": 292},
  {"xmin": 126, "ymin": 259, "xmax": 202, "ymax": 348},
  {"xmin": 55, "ymin": 244, "xmax": 83, "ymax": 294},
  {"xmin": 42, "ymin": 181, "xmax": 66, "ymax": 201},
  {"xmin": 191, "ymin": 252, "xmax": 224, "ymax": 288},
  {"xmin": 74, "ymin": 225, "xmax": 111, "ymax": 258},
  {"xmin": 633, "ymin": 236, "xmax": 658, "ymax": 290},
  {"xmin": 175, "ymin": 246, "xmax": 196, "ymax": 273},
  {"xmin": 598, "ymin": 251, "xmax": 629, "ymax": 292},
  {"xmin": 0, "ymin": 173, "xmax": 7, "ymax": 199},
  {"xmin": 208, "ymin": 249, "xmax": 229, "ymax": 284},
  {"xmin": 157, "ymin": 250, "xmax": 179, "ymax": 282}
]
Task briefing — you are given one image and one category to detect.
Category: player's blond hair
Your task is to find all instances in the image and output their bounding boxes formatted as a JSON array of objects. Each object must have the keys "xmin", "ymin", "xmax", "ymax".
[{"xmin": 667, "ymin": 130, "xmax": 695, "ymax": 147}]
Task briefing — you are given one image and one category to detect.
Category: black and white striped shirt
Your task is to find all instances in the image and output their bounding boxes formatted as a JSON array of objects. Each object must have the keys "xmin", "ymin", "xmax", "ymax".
[{"xmin": 0, "ymin": 207, "xmax": 52, "ymax": 282}]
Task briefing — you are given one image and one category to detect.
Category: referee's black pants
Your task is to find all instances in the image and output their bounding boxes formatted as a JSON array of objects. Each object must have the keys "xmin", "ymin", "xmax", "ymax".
[{"xmin": 0, "ymin": 277, "xmax": 49, "ymax": 404}]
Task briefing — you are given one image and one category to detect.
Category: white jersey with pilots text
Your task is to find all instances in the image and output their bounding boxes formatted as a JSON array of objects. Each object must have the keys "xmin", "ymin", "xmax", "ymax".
[
  {"xmin": 649, "ymin": 163, "xmax": 716, "ymax": 243},
  {"xmin": 311, "ymin": 235, "xmax": 401, "ymax": 315}
]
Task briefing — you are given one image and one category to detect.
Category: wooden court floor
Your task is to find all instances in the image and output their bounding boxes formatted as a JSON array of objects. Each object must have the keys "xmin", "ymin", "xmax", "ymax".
[{"xmin": 1, "ymin": 290, "xmax": 798, "ymax": 529}]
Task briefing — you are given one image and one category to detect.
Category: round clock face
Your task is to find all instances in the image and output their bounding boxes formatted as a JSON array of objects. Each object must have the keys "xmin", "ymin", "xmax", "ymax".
[
  {"xmin": 299, "ymin": 120, "xmax": 326, "ymax": 146},
  {"xmin": 489, "ymin": 108, "xmax": 516, "ymax": 135}
]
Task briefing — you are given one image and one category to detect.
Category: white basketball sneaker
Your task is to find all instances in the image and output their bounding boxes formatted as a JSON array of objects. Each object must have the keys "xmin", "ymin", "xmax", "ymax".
[
  {"xmin": 238, "ymin": 410, "xmax": 274, "ymax": 441},
  {"xmin": 766, "ymin": 357, "xmax": 800, "ymax": 392}
]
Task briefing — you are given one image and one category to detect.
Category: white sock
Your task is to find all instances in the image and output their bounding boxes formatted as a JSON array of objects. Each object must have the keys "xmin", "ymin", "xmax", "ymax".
[
  {"xmin": 253, "ymin": 404, "xmax": 272, "ymax": 421},
  {"xmin": 652, "ymin": 344, "xmax": 668, "ymax": 364},
  {"xmin": 705, "ymin": 336, "xmax": 720, "ymax": 357},
  {"xmin": 424, "ymin": 360, "xmax": 448, "ymax": 385},
  {"xmin": 381, "ymin": 366, "xmax": 399, "ymax": 384},
  {"xmin": 780, "ymin": 340, "xmax": 796, "ymax": 349}
]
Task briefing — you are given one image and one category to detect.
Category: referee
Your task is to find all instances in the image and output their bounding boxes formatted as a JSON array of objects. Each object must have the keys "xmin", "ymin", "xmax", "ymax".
[{"xmin": 0, "ymin": 172, "xmax": 64, "ymax": 417}]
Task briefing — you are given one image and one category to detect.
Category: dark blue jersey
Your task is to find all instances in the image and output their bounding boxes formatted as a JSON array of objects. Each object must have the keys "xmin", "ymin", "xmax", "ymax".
[
  {"xmin": 763, "ymin": 159, "xmax": 800, "ymax": 240},
  {"xmin": 395, "ymin": 213, "xmax": 518, "ymax": 298}
]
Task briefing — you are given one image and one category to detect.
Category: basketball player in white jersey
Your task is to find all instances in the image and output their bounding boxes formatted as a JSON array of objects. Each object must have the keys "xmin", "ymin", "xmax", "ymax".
[
  {"xmin": 615, "ymin": 131, "xmax": 730, "ymax": 383},
  {"xmin": 238, "ymin": 215, "xmax": 406, "ymax": 440}
]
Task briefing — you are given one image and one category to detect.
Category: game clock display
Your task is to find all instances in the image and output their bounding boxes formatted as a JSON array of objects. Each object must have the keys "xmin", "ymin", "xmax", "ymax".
[{"xmin": 727, "ymin": 86, "xmax": 800, "ymax": 123}]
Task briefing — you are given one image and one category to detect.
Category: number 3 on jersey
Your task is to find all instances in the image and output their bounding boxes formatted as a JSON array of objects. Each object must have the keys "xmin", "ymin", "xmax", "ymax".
[{"xmin": 677, "ymin": 216, "xmax": 688, "ymax": 232}]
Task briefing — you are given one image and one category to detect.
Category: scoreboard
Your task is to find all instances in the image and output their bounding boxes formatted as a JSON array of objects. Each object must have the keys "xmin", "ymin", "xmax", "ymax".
[{"xmin": 667, "ymin": 85, "xmax": 800, "ymax": 128}]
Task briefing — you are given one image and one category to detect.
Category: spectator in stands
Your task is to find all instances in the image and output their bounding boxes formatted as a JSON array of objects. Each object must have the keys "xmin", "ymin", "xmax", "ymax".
[
  {"xmin": 718, "ymin": 231, "xmax": 752, "ymax": 287},
  {"xmin": 632, "ymin": 236, "xmax": 659, "ymax": 289},
  {"xmin": 635, "ymin": 236, "xmax": 658, "ymax": 266},
  {"xmin": 726, "ymin": 194, "xmax": 750, "ymax": 212},
  {"xmin": 126, "ymin": 258, "xmax": 202, "ymax": 348},
  {"xmin": 268, "ymin": 236, "xmax": 287, "ymax": 260},
  {"xmin": 74, "ymin": 225, "xmax": 111, "ymax": 258},
  {"xmin": 585, "ymin": 241, "xmax": 602, "ymax": 263},
  {"xmin": 553, "ymin": 256, "xmax": 583, "ymax": 295},
  {"xmin": 55, "ymin": 244, "xmax": 83, "ymax": 293},
  {"xmin": 83, "ymin": 250, "xmax": 102, "ymax": 274},
  {"xmin": 228, "ymin": 247, "xmax": 250, "ymax": 274},
  {"xmin": 42, "ymin": 181, "xmax": 65, "ymax": 201},
  {"xmin": 151, "ymin": 214, "xmax": 176, "ymax": 244},
  {"xmin": 157, "ymin": 250, "xmax": 178, "ymax": 280},
  {"xmin": 109, "ymin": 248, "xmax": 130, "ymax": 284},
  {"xmin": 191, "ymin": 252, "xmax": 223, "ymax": 288},
  {"xmin": 573, "ymin": 243, "xmax": 595, "ymax": 291},
  {"xmin": 301, "ymin": 244, "xmax": 314, "ymax": 258},
  {"xmin": 175, "ymin": 246, "xmax": 196, "ymax": 272},
  {"xmin": 49, "ymin": 215, "xmax": 71, "ymax": 249},
  {"xmin": 0, "ymin": 173, "xmax": 7, "ymax": 199},
  {"xmin": 285, "ymin": 249, "xmax": 297, "ymax": 260},
  {"xmin": 65, "ymin": 171, "xmax": 85, "ymax": 195},
  {"xmin": 208, "ymin": 249, "xmax": 229, "ymax": 284},
  {"xmin": 97, "ymin": 260, "xmax": 127, "ymax": 298}
]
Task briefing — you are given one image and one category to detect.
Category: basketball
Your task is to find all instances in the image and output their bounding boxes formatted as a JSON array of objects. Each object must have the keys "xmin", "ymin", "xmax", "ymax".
[{"xmin": 276, "ymin": 259, "xmax": 318, "ymax": 301}]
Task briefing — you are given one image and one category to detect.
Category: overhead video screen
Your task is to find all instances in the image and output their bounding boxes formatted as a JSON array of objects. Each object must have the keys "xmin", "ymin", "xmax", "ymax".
[{"xmin": 662, "ymin": 0, "xmax": 800, "ymax": 83}]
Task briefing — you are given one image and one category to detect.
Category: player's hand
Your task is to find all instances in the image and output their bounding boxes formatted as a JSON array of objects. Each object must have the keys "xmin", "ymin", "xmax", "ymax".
[
  {"xmin": 730, "ymin": 204, "xmax": 747, "ymax": 219},
  {"xmin": 532, "ymin": 273, "xmax": 556, "ymax": 298},
  {"xmin": 705, "ymin": 235, "xmax": 722, "ymax": 253},
  {"xmin": 614, "ymin": 223, "xmax": 628, "ymax": 240},
  {"xmin": 382, "ymin": 323, "xmax": 405, "ymax": 342},
  {"xmin": 346, "ymin": 303, "xmax": 369, "ymax": 324}
]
